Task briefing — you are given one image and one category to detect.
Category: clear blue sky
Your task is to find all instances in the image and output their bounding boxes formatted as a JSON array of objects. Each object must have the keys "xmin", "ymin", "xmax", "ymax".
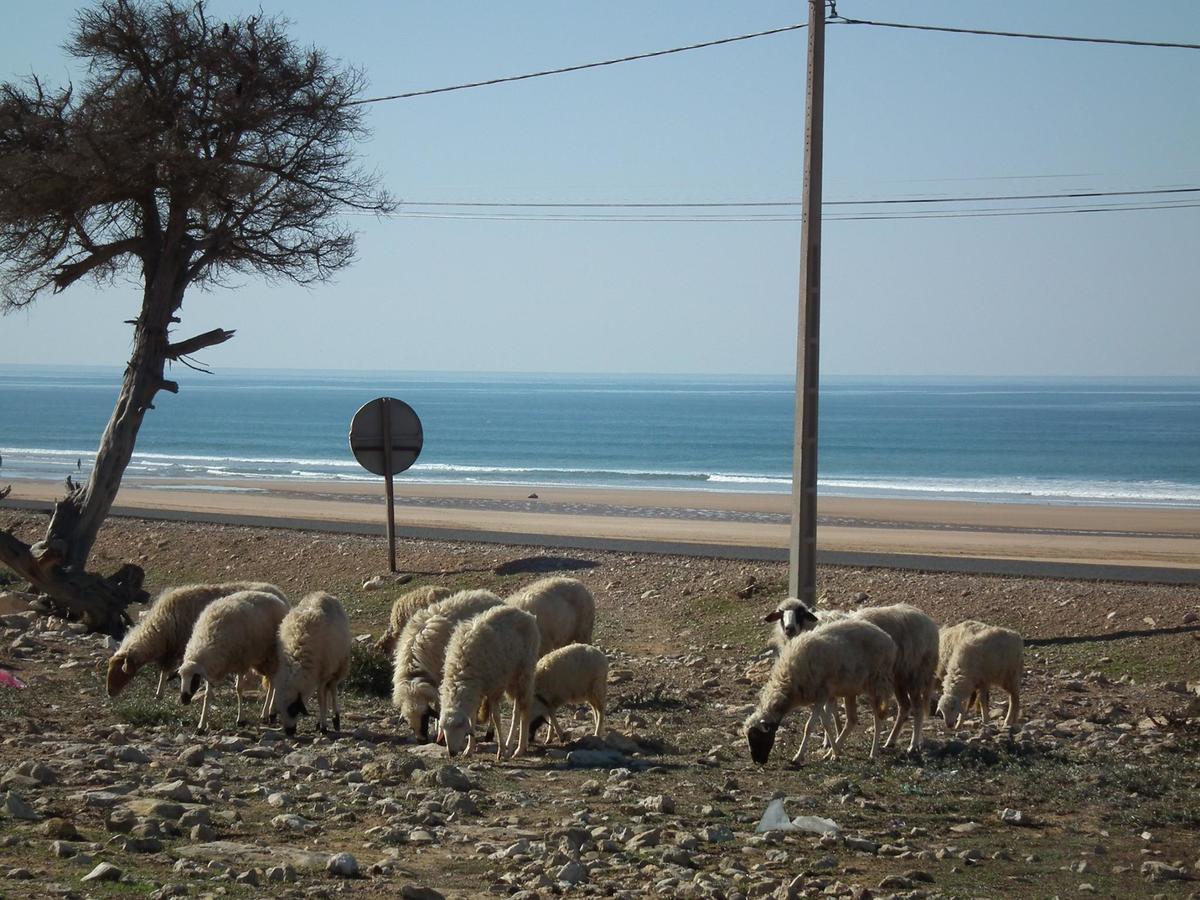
[{"xmin": 3, "ymin": 1, "xmax": 1198, "ymax": 376}]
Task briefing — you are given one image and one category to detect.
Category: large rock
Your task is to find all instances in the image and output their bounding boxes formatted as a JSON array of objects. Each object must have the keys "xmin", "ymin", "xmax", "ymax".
[{"xmin": 172, "ymin": 841, "xmax": 331, "ymax": 873}]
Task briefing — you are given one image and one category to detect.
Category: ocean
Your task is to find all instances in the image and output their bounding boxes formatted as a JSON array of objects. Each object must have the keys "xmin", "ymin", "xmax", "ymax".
[{"xmin": 2, "ymin": 367, "xmax": 1199, "ymax": 508}]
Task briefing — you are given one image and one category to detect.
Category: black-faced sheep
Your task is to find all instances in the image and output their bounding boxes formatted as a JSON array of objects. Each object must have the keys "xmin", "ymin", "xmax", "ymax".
[
  {"xmin": 745, "ymin": 619, "xmax": 896, "ymax": 765},
  {"xmin": 506, "ymin": 576, "xmax": 595, "ymax": 656},
  {"xmin": 178, "ymin": 589, "xmax": 290, "ymax": 731},
  {"xmin": 392, "ymin": 589, "xmax": 503, "ymax": 741},
  {"xmin": 107, "ymin": 582, "xmax": 286, "ymax": 698},
  {"xmin": 937, "ymin": 623, "xmax": 1024, "ymax": 729},
  {"xmin": 438, "ymin": 604, "xmax": 540, "ymax": 761},
  {"xmin": 375, "ymin": 585, "xmax": 453, "ymax": 657},
  {"xmin": 271, "ymin": 591, "xmax": 352, "ymax": 736},
  {"xmin": 527, "ymin": 642, "xmax": 608, "ymax": 743}
]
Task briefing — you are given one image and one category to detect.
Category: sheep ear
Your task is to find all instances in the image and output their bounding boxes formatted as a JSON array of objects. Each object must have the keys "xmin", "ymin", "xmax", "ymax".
[
  {"xmin": 798, "ymin": 607, "xmax": 819, "ymax": 624},
  {"xmin": 763, "ymin": 610, "xmax": 782, "ymax": 623},
  {"xmin": 121, "ymin": 657, "xmax": 134, "ymax": 674}
]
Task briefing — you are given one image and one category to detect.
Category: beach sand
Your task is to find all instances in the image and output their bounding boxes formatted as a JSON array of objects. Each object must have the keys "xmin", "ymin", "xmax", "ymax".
[{"xmin": 7, "ymin": 477, "xmax": 1198, "ymax": 569}]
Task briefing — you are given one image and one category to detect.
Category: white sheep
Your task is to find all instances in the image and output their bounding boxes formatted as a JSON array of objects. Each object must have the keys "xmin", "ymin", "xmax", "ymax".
[
  {"xmin": 745, "ymin": 619, "xmax": 896, "ymax": 765},
  {"xmin": 937, "ymin": 624, "xmax": 1024, "ymax": 729},
  {"xmin": 271, "ymin": 591, "xmax": 352, "ymax": 736},
  {"xmin": 107, "ymin": 581, "xmax": 286, "ymax": 699},
  {"xmin": 438, "ymin": 604, "xmax": 540, "ymax": 761},
  {"xmin": 178, "ymin": 589, "xmax": 290, "ymax": 731},
  {"xmin": 375, "ymin": 585, "xmax": 453, "ymax": 657},
  {"xmin": 392, "ymin": 589, "xmax": 503, "ymax": 740},
  {"xmin": 506, "ymin": 576, "xmax": 595, "ymax": 656},
  {"xmin": 527, "ymin": 643, "xmax": 608, "ymax": 744},
  {"xmin": 854, "ymin": 603, "xmax": 940, "ymax": 753}
]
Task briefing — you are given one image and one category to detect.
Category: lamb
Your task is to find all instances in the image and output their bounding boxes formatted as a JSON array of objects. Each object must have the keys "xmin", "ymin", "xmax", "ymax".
[
  {"xmin": 506, "ymin": 576, "xmax": 595, "ymax": 656},
  {"xmin": 937, "ymin": 624, "xmax": 1024, "ymax": 729},
  {"xmin": 178, "ymin": 589, "xmax": 290, "ymax": 731},
  {"xmin": 745, "ymin": 618, "xmax": 896, "ymax": 765},
  {"xmin": 107, "ymin": 581, "xmax": 287, "ymax": 699},
  {"xmin": 438, "ymin": 604, "xmax": 540, "ymax": 761},
  {"xmin": 271, "ymin": 591, "xmax": 353, "ymax": 736},
  {"xmin": 392, "ymin": 589, "xmax": 503, "ymax": 740},
  {"xmin": 853, "ymin": 603, "xmax": 940, "ymax": 753},
  {"xmin": 527, "ymin": 643, "xmax": 608, "ymax": 744},
  {"xmin": 375, "ymin": 585, "xmax": 453, "ymax": 657}
]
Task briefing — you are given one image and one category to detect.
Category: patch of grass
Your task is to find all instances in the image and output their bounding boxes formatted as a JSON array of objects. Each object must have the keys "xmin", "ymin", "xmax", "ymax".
[{"xmin": 344, "ymin": 642, "xmax": 391, "ymax": 698}]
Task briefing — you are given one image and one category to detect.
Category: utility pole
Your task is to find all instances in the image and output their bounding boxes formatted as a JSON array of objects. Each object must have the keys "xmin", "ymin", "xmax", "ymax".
[{"xmin": 787, "ymin": 0, "xmax": 826, "ymax": 603}]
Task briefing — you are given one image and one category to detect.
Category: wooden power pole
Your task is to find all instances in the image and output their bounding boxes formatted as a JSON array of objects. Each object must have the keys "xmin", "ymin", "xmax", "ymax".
[{"xmin": 788, "ymin": 0, "xmax": 826, "ymax": 603}]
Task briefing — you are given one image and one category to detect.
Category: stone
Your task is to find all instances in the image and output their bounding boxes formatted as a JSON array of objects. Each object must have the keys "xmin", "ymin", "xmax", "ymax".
[
  {"xmin": 149, "ymin": 780, "xmax": 194, "ymax": 802},
  {"xmin": 400, "ymin": 886, "xmax": 445, "ymax": 900},
  {"xmin": 2, "ymin": 792, "xmax": 40, "ymax": 821},
  {"xmin": 41, "ymin": 819, "xmax": 80, "ymax": 840},
  {"xmin": 435, "ymin": 766, "xmax": 471, "ymax": 791},
  {"xmin": 567, "ymin": 749, "xmax": 628, "ymax": 768},
  {"xmin": 879, "ymin": 874, "xmax": 914, "ymax": 890},
  {"xmin": 267, "ymin": 792, "xmax": 294, "ymax": 808},
  {"xmin": 556, "ymin": 859, "xmax": 587, "ymax": 884},
  {"xmin": 640, "ymin": 794, "xmax": 675, "ymax": 814},
  {"xmin": 699, "ymin": 825, "xmax": 734, "ymax": 843},
  {"xmin": 272, "ymin": 813, "xmax": 317, "ymax": 833},
  {"xmin": 81, "ymin": 862, "xmax": 122, "ymax": 883},
  {"xmin": 179, "ymin": 746, "xmax": 206, "ymax": 766},
  {"xmin": 845, "ymin": 836, "xmax": 879, "ymax": 854},
  {"xmin": 326, "ymin": 852, "xmax": 359, "ymax": 878},
  {"xmin": 1000, "ymin": 808, "xmax": 1031, "ymax": 826},
  {"xmin": 124, "ymin": 798, "xmax": 185, "ymax": 821},
  {"xmin": 115, "ymin": 746, "xmax": 151, "ymax": 764},
  {"xmin": 174, "ymin": 840, "xmax": 328, "ymax": 873},
  {"xmin": 1141, "ymin": 861, "xmax": 1189, "ymax": 882}
]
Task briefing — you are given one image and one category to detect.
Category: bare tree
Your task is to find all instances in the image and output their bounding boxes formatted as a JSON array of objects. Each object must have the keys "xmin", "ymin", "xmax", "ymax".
[{"xmin": 0, "ymin": 0, "xmax": 394, "ymax": 634}]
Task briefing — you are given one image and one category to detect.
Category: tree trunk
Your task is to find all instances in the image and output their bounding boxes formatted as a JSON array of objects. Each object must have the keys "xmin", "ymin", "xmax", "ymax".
[{"xmin": 0, "ymin": 253, "xmax": 188, "ymax": 634}]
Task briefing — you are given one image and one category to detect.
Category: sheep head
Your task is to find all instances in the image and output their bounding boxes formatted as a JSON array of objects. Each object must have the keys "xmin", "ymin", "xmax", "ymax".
[
  {"xmin": 744, "ymin": 714, "xmax": 780, "ymax": 765},
  {"xmin": 106, "ymin": 654, "xmax": 138, "ymax": 697},
  {"xmin": 178, "ymin": 663, "xmax": 206, "ymax": 705},
  {"xmin": 440, "ymin": 710, "xmax": 471, "ymax": 757},
  {"xmin": 401, "ymin": 678, "xmax": 439, "ymax": 741},
  {"xmin": 764, "ymin": 600, "xmax": 819, "ymax": 640}
]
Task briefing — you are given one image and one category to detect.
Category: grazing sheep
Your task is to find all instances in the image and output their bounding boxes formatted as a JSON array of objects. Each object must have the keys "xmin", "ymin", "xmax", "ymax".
[
  {"xmin": 853, "ymin": 603, "xmax": 940, "ymax": 753},
  {"xmin": 527, "ymin": 643, "xmax": 608, "ymax": 744},
  {"xmin": 506, "ymin": 577, "xmax": 595, "ymax": 656},
  {"xmin": 178, "ymin": 590, "xmax": 290, "ymax": 731},
  {"xmin": 937, "ymin": 624, "xmax": 1024, "ymax": 729},
  {"xmin": 392, "ymin": 589, "xmax": 503, "ymax": 740},
  {"xmin": 763, "ymin": 597, "xmax": 848, "ymax": 654},
  {"xmin": 375, "ymin": 585, "xmax": 453, "ymax": 657},
  {"xmin": 107, "ymin": 582, "xmax": 287, "ymax": 699},
  {"xmin": 745, "ymin": 619, "xmax": 896, "ymax": 765},
  {"xmin": 438, "ymin": 605, "xmax": 540, "ymax": 761},
  {"xmin": 272, "ymin": 592, "xmax": 353, "ymax": 736}
]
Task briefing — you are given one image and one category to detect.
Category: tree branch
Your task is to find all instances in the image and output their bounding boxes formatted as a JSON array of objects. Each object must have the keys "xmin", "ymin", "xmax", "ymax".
[
  {"xmin": 50, "ymin": 237, "xmax": 142, "ymax": 291},
  {"xmin": 165, "ymin": 327, "xmax": 235, "ymax": 359}
]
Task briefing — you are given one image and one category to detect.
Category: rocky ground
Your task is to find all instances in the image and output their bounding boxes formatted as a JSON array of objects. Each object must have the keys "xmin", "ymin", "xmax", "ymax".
[{"xmin": 0, "ymin": 511, "xmax": 1199, "ymax": 899}]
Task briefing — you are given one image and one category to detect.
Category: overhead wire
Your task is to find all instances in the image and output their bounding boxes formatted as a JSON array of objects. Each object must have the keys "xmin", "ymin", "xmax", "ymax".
[
  {"xmin": 393, "ymin": 187, "xmax": 1200, "ymax": 210},
  {"xmin": 831, "ymin": 17, "xmax": 1200, "ymax": 51},
  {"xmin": 349, "ymin": 23, "xmax": 807, "ymax": 105}
]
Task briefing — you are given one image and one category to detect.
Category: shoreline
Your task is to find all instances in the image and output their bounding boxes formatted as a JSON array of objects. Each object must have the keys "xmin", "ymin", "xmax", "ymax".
[{"xmin": 5, "ymin": 477, "xmax": 1199, "ymax": 570}]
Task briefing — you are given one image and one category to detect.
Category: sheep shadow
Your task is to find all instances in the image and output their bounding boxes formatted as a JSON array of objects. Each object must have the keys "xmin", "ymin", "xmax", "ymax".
[
  {"xmin": 1026, "ymin": 623, "xmax": 1200, "ymax": 646},
  {"xmin": 493, "ymin": 556, "xmax": 599, "ymax": 577}
]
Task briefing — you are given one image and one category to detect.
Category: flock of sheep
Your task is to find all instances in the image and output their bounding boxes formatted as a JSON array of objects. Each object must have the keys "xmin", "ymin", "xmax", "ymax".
[
  {"xmin": 104, "ymin": 577, "xmax": 605, "ymax": 761},
  {"xmin": 102, "ymin": 576, "xmax": 1024, "ymax": 769},
  {"xmin": 747, "ymin": 598, "xmax": 1024, "ymax": 765}
]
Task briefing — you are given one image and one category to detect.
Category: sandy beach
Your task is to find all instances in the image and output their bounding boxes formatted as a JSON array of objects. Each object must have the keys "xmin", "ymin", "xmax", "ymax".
[{"xmin": 7, "ymin": 477, "xmax": 1199, "ymax": 570}]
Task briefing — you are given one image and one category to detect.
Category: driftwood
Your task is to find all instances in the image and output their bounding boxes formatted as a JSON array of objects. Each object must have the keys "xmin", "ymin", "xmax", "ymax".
[{"xmin": 0, "ymin": 529, "xmax": 145, "ymax": 637}]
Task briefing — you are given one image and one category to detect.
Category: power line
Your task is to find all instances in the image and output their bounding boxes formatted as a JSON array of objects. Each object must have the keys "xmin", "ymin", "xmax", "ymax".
[
  {"xmin": 394, "ymin": 187, "xmax": 1200, "ymax": 210},
  {"xmin": 834, "ymin": 17, "xmax": 1200, "ymax": 51},
  {"xmin": 349, "ymin": 23, "xmax": 807, "ymax": 105},
  {"xmin": 355, "ymin": 199, "xmax": 1200, "ymax": 223}
]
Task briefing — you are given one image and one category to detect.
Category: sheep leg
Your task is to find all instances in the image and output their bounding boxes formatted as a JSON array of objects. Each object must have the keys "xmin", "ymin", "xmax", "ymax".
[
  {"xmin": 883, "ymin": 688, "xmax": 910, "ymax": 749},
  {"xmin": 155, "ymin": 669, "xmax": 167, "ymax": 700},
  {"xmin": 590, "ymin": 700, "xmax": 604, "ymax": 737},
  {"xmin": 510, "ymin": 696, "xmax": 531, "ymax": 760},
  {"xmin": 260, "ymin": 684, "xmax": 274, "ymax": 723},
  {"xmin": 197, "ymin": 682, "xmax": 212, "ymax": 732},
  {"xmin": 233, "ymin": 674, "xmax": 247, "ymax": 726},
  {"xmin": 547, "ymin": 711, "xmax": 564, "ymax": 743},
  {"xmin": 818, "ymin": 702, "xmax": 843, "ymax": 758},
  {"xmin": 908, "ymin": 687, "xmax": 926, "ymax": 752},
  {"xmin": 793, "ymin": 707, "xmax": 820, "ymax": 764},
  {"xmin": 1005, "ymin": 683, "xmax": 1019, "ymax": 726},
  {"xmin": 979, "ymin": 686, "xmax": 991, "ymax": 726},
  {"xmin": 331, "ymin": 684, "xmax": 342, "ymax": 732},
  {"xmin": 316, "ymin": 685, "xmax": 331, "ymax": 733},
  {"xmin": 869, "ymin": 694, "xmax": 883, "ymax": 759}
]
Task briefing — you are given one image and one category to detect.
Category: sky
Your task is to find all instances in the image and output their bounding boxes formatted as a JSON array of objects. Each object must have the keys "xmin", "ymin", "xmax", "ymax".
[{"xmin": 1, "ymin": 1, "xmax": 1198, "ymax": 377}]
